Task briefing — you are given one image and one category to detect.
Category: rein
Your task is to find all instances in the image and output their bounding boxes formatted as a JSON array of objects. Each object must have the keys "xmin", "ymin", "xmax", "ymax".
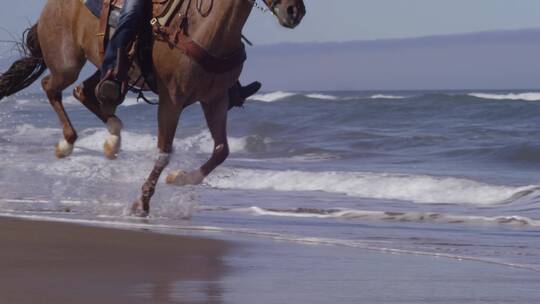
[{"xmin": 251, "ymin": 0, "xmax": 274, "ymax": 14}]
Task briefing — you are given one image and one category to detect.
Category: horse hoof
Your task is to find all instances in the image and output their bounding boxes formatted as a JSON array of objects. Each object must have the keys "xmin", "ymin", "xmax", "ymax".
[
  {"xmin": 130, "ymin": 200, "xmax": 149, "ymax": 218},
  {"xmin": 103, "ymin": 135, "xmax": 120, "ymax": 159},
  {"xmin": 55, "ymin": 139, "xmax": 74, "ymax": 158},
  {"xmin": 166, "ymin": 170, "xmax": 204, "ymax": 186}
]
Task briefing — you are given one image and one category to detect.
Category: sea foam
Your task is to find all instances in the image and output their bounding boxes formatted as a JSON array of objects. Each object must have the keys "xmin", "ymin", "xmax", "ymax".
[
  {"xmin": 305, "ymin": 93, "xmax": 339, "ymax": 100},
  {"xmin": 206, "ymin": 169, "xmax": 537, "ymax": 205},
  {"xmin": 469, "ymin": 92, "xmax": 540, "ymax": 101},
  {"xmin": 370, "ymin": 94, "xmax": 407, "ymax": 99},
  {"xmin": 235, "ymin": 207, "xmax": 540, "ymax": 227},
  {"xmin": 248, "ymin": 91, "xmax": 296, "ymax": 102},
  {"xmin": 76, "ymin": 129, "xmax": 256, "ymax": 154}
]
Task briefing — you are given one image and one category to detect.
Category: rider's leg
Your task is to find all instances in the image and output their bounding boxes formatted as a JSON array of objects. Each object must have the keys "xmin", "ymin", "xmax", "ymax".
[
  {"xmin": 96, "ymin": 0, "xmax": 149, "ymax": 112},
  {"xmin": 101, "ymin": 0, "xmax": 148, "ymax": 75}
]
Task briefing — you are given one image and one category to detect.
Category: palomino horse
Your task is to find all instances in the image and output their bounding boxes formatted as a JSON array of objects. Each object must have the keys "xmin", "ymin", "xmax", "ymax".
[{"xmin": 0, "ymin": 0, "xmax": 305, "ymax": 215}]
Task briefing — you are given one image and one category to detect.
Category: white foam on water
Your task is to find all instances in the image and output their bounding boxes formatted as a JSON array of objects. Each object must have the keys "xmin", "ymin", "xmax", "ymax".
[
  {"xmin": 62, "ymin": 95, "xmax": 81, "ymax": 105},
  {"xmin": 77, "ymin": 129, "xmax": 157, "ymax": 152},
  {"xmin": 238, "ymin": 207, "xmax": 540, "ymax": 227},
  {"xmin": 370, "ymin": 94, "xmax": 407, "ymax": 99},
  {"xmin": 14, "ymin": 124, "xmax": 59, "ymax": 137},
  {"xmin": 206, "ymin": 169, "xmax": 537, "ymax": 205},
  {"xmin": 469, "ymin": 92, "xmax": 540, "ymax": 101},
  {"xmin": 75, "ymin": 129, "xmax": 252, "ymax": 154},
  {"xmin": 121, "ymin": 97, "xmax": 146, "ymax": 107},
  {"xmin": 4, "ymin": 124, "xmax": 60, "ymax": 143},
  {"xmin": 60, "ymin": 95, "xmax": 144, "ymax": 107},
  {"xmin": 15, "ymin": 99, "xmax": 32, "ymax": 106},
  {"xmin": 180, "ymin": 131, "xmax": 251, "ymax": 154},
  {"xmin": 248, "ymin": 91, "xmax": 296, "ymax": 102},
  {"xmin": 36, "ymin": 154, "xmax": 150, "ymax": 182},
  {"xmin": 305, "ymin": 93, "xmax": 339, "ymax": 100}
]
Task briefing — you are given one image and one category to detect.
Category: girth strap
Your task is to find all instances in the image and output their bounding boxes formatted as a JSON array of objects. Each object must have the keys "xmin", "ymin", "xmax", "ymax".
[{"xmin": 173, "ymin": 31, "xmax": 247, "ymax": 74}]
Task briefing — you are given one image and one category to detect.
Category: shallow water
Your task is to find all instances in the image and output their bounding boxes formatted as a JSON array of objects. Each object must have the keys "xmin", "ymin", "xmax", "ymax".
[{"xmin": 1, "ymin": 90, "xmax": 539, "ymax": 272}]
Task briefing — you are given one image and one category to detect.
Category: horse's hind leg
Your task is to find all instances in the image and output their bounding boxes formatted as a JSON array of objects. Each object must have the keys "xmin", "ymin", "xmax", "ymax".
[
  {"xmin": 42, "ymin": 67, "xmax": 83, "ymax": 158},
  {"xmin": 73, "ymin": 71, "xmax": 123, "ymax": 159},
  {"xmin": 166, "ymin": 95, "xmax": 229, "ymax": 186}
]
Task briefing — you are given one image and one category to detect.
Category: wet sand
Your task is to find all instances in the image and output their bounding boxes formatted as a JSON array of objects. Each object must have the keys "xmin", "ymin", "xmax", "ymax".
[
  {"xmin": 2, "ymin": 216, "xmax": 539, "ymax": 304},
  {"xmin": 0, "ymin": 217, "xmax": 229, "ymax": 304}
]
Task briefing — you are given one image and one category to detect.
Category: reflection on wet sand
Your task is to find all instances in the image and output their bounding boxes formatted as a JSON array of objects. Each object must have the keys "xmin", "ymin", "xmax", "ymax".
[{"xmin": 0, "ymin": 218, "xmax": 229, "ymax": 304}]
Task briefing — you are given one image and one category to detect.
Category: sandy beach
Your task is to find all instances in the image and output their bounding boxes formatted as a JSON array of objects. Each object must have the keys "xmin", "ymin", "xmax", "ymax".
[
  {"xmin": 1, "ymin": 216, "xmax": 539, "ymax": 303},
  {"xmin": 0, "ymin": 217, "xmax": 229, "ymax": 304}
]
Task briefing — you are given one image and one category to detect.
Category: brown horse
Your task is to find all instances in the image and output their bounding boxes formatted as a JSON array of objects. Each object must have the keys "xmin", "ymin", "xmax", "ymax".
[{"xmin": 0, "ymin": 0, "xmax": 305, "ymax": 215}]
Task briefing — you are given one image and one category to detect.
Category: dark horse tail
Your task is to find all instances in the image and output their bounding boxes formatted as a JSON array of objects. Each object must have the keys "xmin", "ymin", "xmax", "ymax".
[{"xmin": 0, "ymin": 24, "xmax": 47, "ymax": 100}]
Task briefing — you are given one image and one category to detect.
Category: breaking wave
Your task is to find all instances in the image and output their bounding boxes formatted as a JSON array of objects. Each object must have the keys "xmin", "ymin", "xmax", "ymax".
[
  {"xmin": 206, "ymin": 169, "xmax": 538, "ymax": 205},
  {"xmin": 248, "ymin": 91, "xmax": 296, "ymax": 102},
  {"xmin": 76, "ymin": 129, "xmax": 269, "ymax": 154},
  {"xmin": 247, "ymin": 91, "xmax": 413, "ymax": 102},
  {"xmin": 369, "ymin": 94, "xmax": 407, "ymax": 99},
  {"xmin": 305, "ymin": 93, "xmax": 339, "ymax": 100},
  {"xmin": 218, "ymin": 206, "xmax": 540, "ymax": 227},
  {"xmin": 469, "ymin": 92, "xmax": 540, "ymax": 101},
  {"xmin": 59, "ymin": 96, "xmax": 146, "ymax": 107}
]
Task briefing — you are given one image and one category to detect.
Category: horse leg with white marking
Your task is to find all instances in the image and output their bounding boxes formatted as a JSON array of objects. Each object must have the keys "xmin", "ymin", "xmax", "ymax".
[
  {"xmin": 132, "ymin": 88, "xmax": 183, "ymax": 216},
  {"xmin": 73, "ymin": 71, "xmax": 124, "ymax": 159},
  {"xmin": 166, "ymin": 95, "xmax": 229, "ymax": 186}
]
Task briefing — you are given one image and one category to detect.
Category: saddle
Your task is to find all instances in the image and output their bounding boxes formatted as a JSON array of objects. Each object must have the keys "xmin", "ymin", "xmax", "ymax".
[{"xmin": 82, "ymin": 0, "xmax": 247, "ymax": 92}]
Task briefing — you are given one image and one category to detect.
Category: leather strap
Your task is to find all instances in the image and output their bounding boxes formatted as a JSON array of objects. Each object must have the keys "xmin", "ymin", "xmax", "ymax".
[
  {"xmin": 98, "ymin": 0, "xmax": 113, "ymax": 59},
  {"xmin": 173, "ymin": 31, "xmax": 246, "ymax": 74}
]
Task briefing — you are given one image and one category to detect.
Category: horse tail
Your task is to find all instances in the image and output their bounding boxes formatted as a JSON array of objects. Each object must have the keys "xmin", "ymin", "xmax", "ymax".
[{"xmin": 0, "ymin": 23, "xmax": 47, "ymax": 100}]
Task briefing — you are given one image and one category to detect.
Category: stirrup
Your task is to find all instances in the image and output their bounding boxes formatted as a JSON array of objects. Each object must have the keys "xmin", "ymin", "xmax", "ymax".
[{"xmin": 95, "ymin": 69, "xmax": 123, "ymax": 115}]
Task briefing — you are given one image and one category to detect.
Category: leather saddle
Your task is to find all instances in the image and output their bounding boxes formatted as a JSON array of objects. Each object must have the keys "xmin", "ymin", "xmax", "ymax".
[
  {"xmin": 82, "ymin": 0, "xmax": 247, "ymax": 92},
  {"xmin": 82, "ymin": 0, "xmax": 181, "ymax": 28},
  {"xmin": 81, "ymin": 0, "xmax": 182, "ymax": 93}
]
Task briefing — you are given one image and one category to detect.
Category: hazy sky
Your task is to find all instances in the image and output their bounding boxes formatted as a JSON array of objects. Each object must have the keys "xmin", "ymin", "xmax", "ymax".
[
  {"xmin": 2, "ymin": 0, "xmax": 540, "ymax": 44},
  {"xmin": 245, "ymin": 0, "xmax": 540, "ymax": 44}
]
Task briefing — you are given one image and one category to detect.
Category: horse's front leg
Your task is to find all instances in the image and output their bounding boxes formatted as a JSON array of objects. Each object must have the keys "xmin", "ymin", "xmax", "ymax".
[
  {"xmin": 73, "ymin": 71, "xmax": 123, "ymax": 159},
  {"xmin": 131, "ymin": 92, "xmax": 183, "ymax": 216},
  {"xmin": 166, "ymin": 95, "xmax": 229, "ymax": 186}
]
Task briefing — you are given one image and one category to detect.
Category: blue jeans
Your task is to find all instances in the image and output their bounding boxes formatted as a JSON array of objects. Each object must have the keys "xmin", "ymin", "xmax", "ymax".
[{"xmin": 101, "ymin": 0, "xmax": 149, "ymax": 74}]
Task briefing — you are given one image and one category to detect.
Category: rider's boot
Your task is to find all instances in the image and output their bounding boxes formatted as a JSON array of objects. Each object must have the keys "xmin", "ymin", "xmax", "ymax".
[
  {"xmin": 95, "ymin": 48, "xmax": 130, "ymax": 116},
  {"xmin": 228, "ymin": 81, "xmax": 262, "ymax": 110}
]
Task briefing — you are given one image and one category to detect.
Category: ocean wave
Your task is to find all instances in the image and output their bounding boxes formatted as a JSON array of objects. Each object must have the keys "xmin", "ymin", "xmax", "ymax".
[
  {"xmin": 13, "ymin": 124, "xmax": 59, "ymax": 137},
  {"xmin": 305, "ymin": 93, "xmax": 339, "ymax": 100},
  {"xmin": 248, "ymin": 91, "xmax": 296, "ymax": 102},
  {"xmin": 76, "ymin": 129, "xmax": 267, "ymax": 154},
  {"xmin": 369, "ymin": 94, "xmax": 407, "ymax": 99},
  {"xmin": 179, "ymin": 131, "xmax": 270, "ymax": 154},
  {"xmin": 1, "ymin": 124, "xmax": 60, "ymax": 144},
  {"xmin": 247, "ymin": 91, "xmax": 415, "ymax": 102},
  {"xmin": 206, "ymin": 169, "xmax": 538, "ymax": 205},
  {"xmin": 468, "ymin": 92, "xmax": 540, "ymax": 101},
  {"xmin": 232, "ymin": 207, "xmax": 540, "ymax": 227},
  {"xmin": 6, "ymin": 123, "xmax": 271, "ymax": 157},
  {"xmin": 60, "ymin": 96, "xmax": 145, "ymax": 107},
  {"xmin": 77, "ymin": 129, "xmax": 156, "ymax": 152}
]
